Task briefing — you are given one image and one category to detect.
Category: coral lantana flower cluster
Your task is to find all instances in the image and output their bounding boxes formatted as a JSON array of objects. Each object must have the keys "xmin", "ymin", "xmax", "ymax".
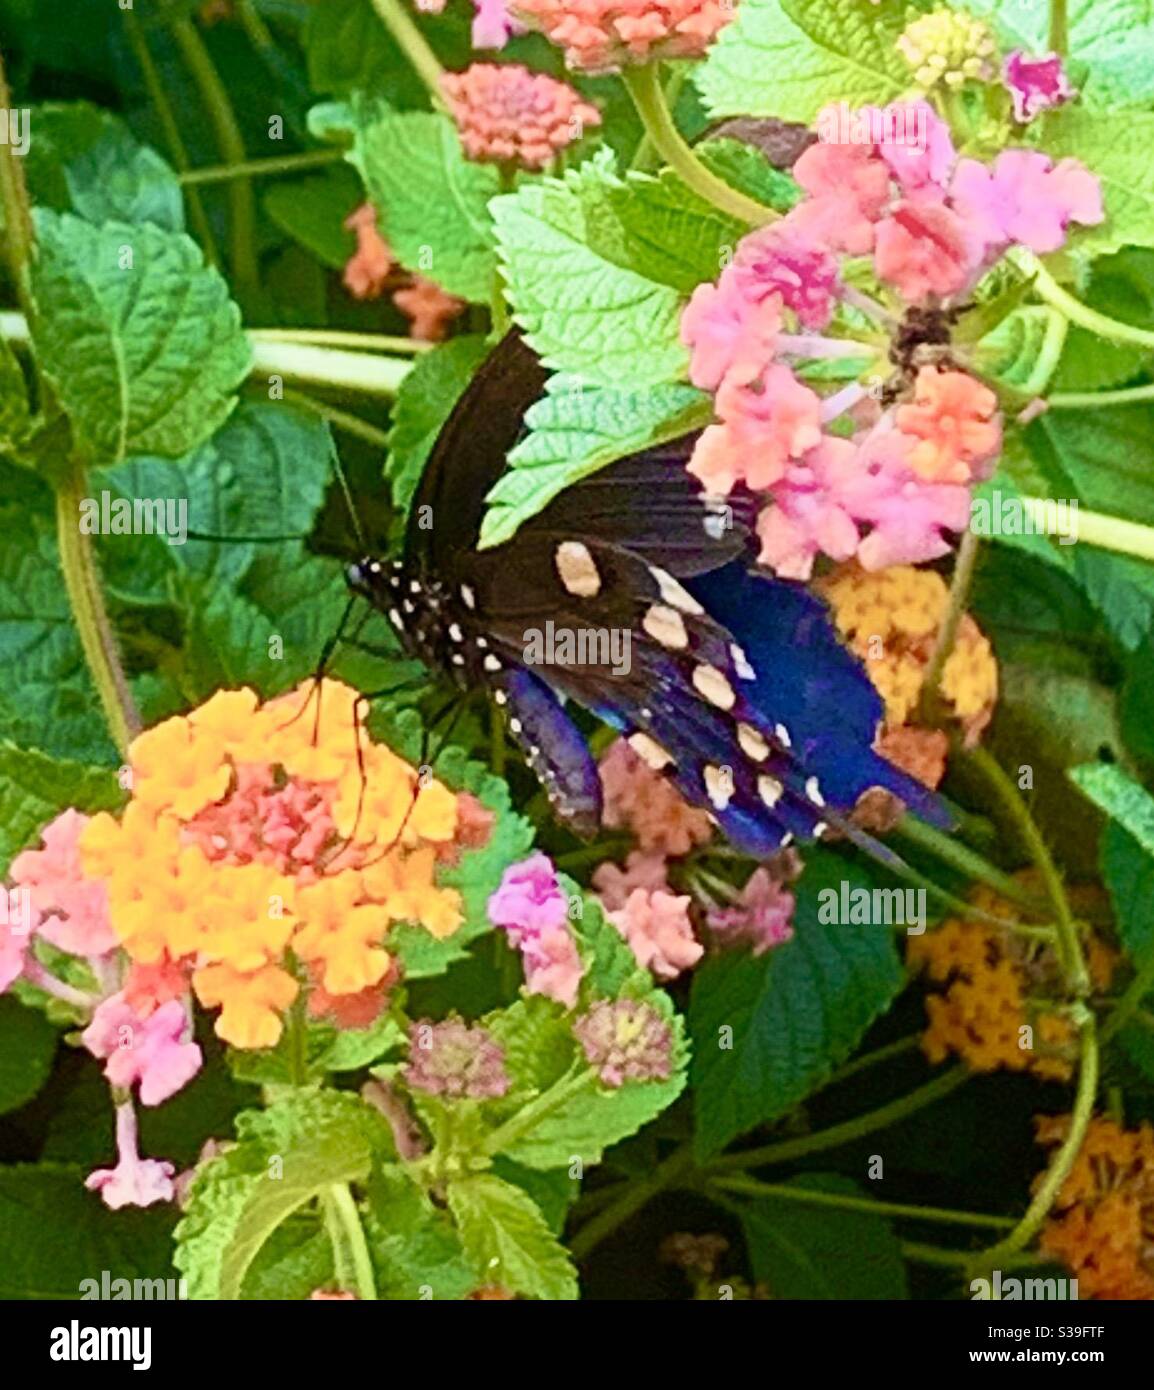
[
  {"xmin": 441, "ymin": 63, "xmax": 601, "ymax": 170},
  {"xmin": 343, "ymin": 203, "xmax": 465, "ymax": 339},
  {"xmin": 510, "ymin": 0, "xmax": 735, "ymax": 73},
  {"xmin": 908, "ymin": 881, "xmax": 1115, "ymax": 1080},
  {"xmin": 1035, "ymin": 1115, "xmax": 1154, "ymax": 1300},
  {"xmin": 80, "ymin": 680, "xmax": 473, "ymax": 1049},
  {"xmin": 681, "ymin": 99, "xmax": 1102, "ymax": 580}
]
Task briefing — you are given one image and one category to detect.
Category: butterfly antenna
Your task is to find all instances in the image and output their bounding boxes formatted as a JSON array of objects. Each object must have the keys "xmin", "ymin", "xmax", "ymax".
[{"xmin": 327, "ymin": 434, "xmax": 369, "ymax": 554}]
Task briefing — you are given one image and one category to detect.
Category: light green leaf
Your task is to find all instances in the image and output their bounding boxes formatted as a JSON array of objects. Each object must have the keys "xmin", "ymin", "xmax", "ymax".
[
  {"xmin": 478, "ymin": 375, "xmax": 711, "ymax": 548},
  {"xmin": 312, "ymin": 98, "xmax": 499, "ymax": 302},
  {"xmin": 30, "ymin": 211, "xmax": 250, "ymax": 465},
  {"xmin": 696, "ymin": 0, "xmax": 910, "ymax": 122},
  {"xmin": 219, "ymin": 1132, "xmax": 371, "ymax": 1300},
  {"xmin": 1070, "ymin": 763, "xmax": 1154, "ymax": 854},
  {"xmin": 1044, "ymin": 110, "xmax": 1154, "ymax": 255},
  {"xmin": 363, "ymin": 1165, "xmax": 477, "ymax": 1300},
  {"xmin": 688, "ymin": 849, "xmax": 905, "ymax": 1160},
  {"xmin": 967, "ymin": 0, "xmax": 1154, "ymax": 111},
  {"xmin": 737, "ymin": 1174, "xmax": 908, "ymax": 1299},
  {"xmin": 492, "ymin": 159, "xmax": 690, "ymax": 388},
  {"xmin": 447, "ymin": 1173, "xmax": 579, "ymax": 1300},
  {"xmin": 24, "ymin": 101, "xmax": 184, "ymax": 231},
  {"xmin": 0, "ymin": 742, "xmax": 123, "ymax": 875}
]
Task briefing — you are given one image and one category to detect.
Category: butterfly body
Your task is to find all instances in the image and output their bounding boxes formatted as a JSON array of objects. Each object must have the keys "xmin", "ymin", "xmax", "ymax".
[{"xmin": 348, "ymin": 332, "xmax": 949, "ymax": 854}]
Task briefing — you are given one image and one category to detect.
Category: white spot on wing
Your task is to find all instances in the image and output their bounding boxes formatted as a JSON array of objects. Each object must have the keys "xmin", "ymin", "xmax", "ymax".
[{"xmin": 555, "ymin": 540, "xmax": 602, "ymax": 598}]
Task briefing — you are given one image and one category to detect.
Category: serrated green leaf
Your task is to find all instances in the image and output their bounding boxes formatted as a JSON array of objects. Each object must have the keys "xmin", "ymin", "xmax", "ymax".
[
  {"xmin": 30, "ymin": 211, "xmax": 250, "ymax": 465},
  {"xmin": 24, "ymin": 101, "xmax": 184, "ymax": 231},
  {"xmin": 0, "ymin": 997, "xmax": 58, "ymax": 1115},
  {"xmin": 363, "ymin": 1164, "xmax": 477, "ymax": 1299},
  {"xmin": 1052, "ymin": 249, "xmax": 1154, "ymax": 393},
  {"xmin": 0, "ymin": 338, "xmax": 31, "ymax": 453},
  {"xmin": 447, "ymin": 1173, "xmax": 579, "ymax": 1299},
  {"xmin": 688, "ymin": 849, "xmax": 905, "ymax": 1159},
  {"xmin": 478, "ymin": 375, "xmax": 711, "ymax": 548},
  {"xmin": 696, "ymin": 138, "xmax": 802, "ymax": 213},
  {"xmin": 219, "ymin": 1130, "xmax": 371, "ymax": 1300},
  {"xmin": 737, "ymin": 1173, "xmax": 908, "ymax": 1299},
  {"xmin": 0, "ymin": 1164, "xmax": 177, "ymax": 1299},
  {"xmin": 1044, "ymin": 110, "xmax": 1154, "ymax": 255},
  {"xmin": 492, "ymin": 160, "xmax": 689, "ymax": 388},
  {"xmin": 697, "ymin": 0, "xmax": 909, "ymax": 122},
  {"xmin": 1070, "ymin": 763, "xmax": 1154, "ymax": 854},
  {"xmin": 313, "ymin": 97, "xmax": 499, "ymax": 302}
]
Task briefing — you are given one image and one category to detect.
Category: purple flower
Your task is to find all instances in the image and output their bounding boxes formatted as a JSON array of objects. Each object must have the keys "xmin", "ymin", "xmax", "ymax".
[
  {"xmin": 404, "ymin": 1018, "xmax": 511, "ymax": 1100},
  {"xmin": 573, "ymin": 999, "xmax": 673, "ymax": 1087},
  {"xmin": 82, "ymin": 994, "xmax": 202, "ymax": 1106},
  {"xmin": 489, "ymin": 853, "xmax": 584, "ymax": 1008},
  {"xmin": 1004, "ymin": 50, "xmax": 1075, "ymax": 123}
]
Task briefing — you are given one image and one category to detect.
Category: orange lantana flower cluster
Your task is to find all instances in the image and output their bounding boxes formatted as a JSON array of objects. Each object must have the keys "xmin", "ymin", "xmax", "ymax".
[
  {"xmin": 908, "ymin": 881, "xmax": 1114, "ymax": 1080},
  {"xmin": 80, "ymin": 681, "xmax": 472, "ymax": 1049},
  {"xmin": 1036, "ymin": 1115, "xmax": 1154, "ymax": 1300}
]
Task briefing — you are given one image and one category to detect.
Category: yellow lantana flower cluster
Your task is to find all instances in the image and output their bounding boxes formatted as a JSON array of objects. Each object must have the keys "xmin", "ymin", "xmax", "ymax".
[{"xmin": 80, "ymin": 681, "xmax": 468, "ymax": 1049}]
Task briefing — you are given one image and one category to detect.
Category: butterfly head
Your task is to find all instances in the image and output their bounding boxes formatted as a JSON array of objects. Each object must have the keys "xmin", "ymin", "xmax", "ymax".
[{"xmin": 346, "ymin": 556, "xmax": 395, "ymax": 603}]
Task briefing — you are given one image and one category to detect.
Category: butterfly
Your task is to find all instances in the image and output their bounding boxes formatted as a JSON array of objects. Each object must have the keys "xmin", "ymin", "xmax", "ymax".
[{"xmin": 346, "ymin": 330, "xmax": 949, "ymax": 857}]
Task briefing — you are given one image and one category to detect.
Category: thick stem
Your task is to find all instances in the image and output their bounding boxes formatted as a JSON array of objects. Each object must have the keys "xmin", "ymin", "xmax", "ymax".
[
  {"xmin": 919, "ymin": 528, "xmax": 981, "ymax": 724},
  {"xmin": 0, "ymin": 46, "xmax": 35, "ymax": 320},
  {"xmin": 369, "ymin": 0, "xmax": 446, "ymax": 105},
  {"xmin": 1048, "ymin": 383, "xmax": 1154, "ymax": 409},
  {"xmin": 324, "ymin": 1184, "xmax": 378, "ymax": 1300},
  {"xmin": 249, "ymin": 328, "xmax": 428, "ymax": 354},
  {"xmin": 709, "ymin": 1065, "xmax": 969, "ymax": 1171},
  {"xmin": 55, "ymin": 469, "xmax": 140, "ymax": 756},
  {"xmin": 482, "ymin": 1067, "xmax": 597, "ymax": 1156},
  {"xmin": 622, "ymin": 64, "xmax": 776, "ymax": 226},
  {"xmin": 893, "ymin": 816, "xmax": 1052, "ymax": 916},
  {"xmin": 1049, "ymin": 0, "xmax": 1069, "ymax": 56},
  {"xmin": 1020, "ymin": 498, "xmax": 1154, "ymax": 565},
  {"xmin": 1023, "ymin": 252, "xmax": 1154, "ymax": 351},
  {"xmin": 570, "ymin": 1144, "xmax": 695, "ymax": 1258}
]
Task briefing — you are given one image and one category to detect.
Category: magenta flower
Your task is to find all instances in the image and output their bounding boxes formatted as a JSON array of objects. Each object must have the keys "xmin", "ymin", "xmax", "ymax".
[
  {"xmin": 9, "ymin": 808, "xmax": 116, "ymax": 957},
  {"xmin": 706, "ymin": 867, "xmax": 796, "ymax": 956},
  {"xmin": 732, "ymin": 223, "xmax": 842, "ymax": 330},
  {"xmin": 404, "ymin": 1018, "xmax": 511, "ymax": 1099},
  {"xmin": 82, "ymin": 994, "xmax": 202, "ymax": 1106},
  {"xmin": 573, "ymin": 999, "xmax": 673, "ymax": 1087},
  {"xmin": 950, "ymin": 150, "xmax": 1103, "ymax": 257},
  {"xmin": 85, "ymin": 1102, "xmax": 176, "ymax": 1210},
  {"xmin": 471, "ymin": 0, "xmax": 526, "ymax": 48},
  {"xmin": 489, "ymin": 853, "xmax": 584, "ymax": 1007},
  {"xmin": 871, "ymin": 100, "xmax": 956, "ymax": 193},
  {"xmin": 1004, "ymin": 50, "xmax": 1075, "ymax": 123}
]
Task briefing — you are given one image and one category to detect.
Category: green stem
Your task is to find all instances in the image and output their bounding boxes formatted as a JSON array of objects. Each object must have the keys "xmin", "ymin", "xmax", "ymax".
[
  {"xmin": 902, "ymin": 1241, "xmax": 1048, "ymax": 1268},
  {"xmin": 179, "ymin": 149, "xmax": 344, "ymax": 186},
  {"xmin": 124, "ymin": 9, "xmax": 220, "ymax": 267},
  {"xmin": 711, "ymin": 1174, "xmax": 1015, "ymax": 1231},
  {"xmin": 963, "ymin": 747, "xmax": 1089, "ymax": 994},
  {"xmin": 1047, "ymin": 383, "xmax": 1154, "ymax": 410},
  {"xmin": 820, "ymin": 1034, "xmax": 921, "ymax": 1088},
  {"xmin": 1049, "ymin": 0, "xmax": 1069, "ymax": 55},
  {"xmin": 0, "ymin": 46, "xmax": 35, "ymax": 319},
  {"xmin": 324, "ymin": 1183, "xmax": 378, "ymax": 1300},
  {"xmin": 248, "ymin": 328, "xmax": 428, "ymax": 354},
  {"xmin": 1023, "ymin": 251, "xmax": 1154, "ymax": 351},
  {"xmin": 622, "ymin": 64, "xmax": 775, "ymax": 226},
  {"xmin": 918, "ymin": 527, "xmax": 981, "ymax": 723},
  {"xmin": 282, "ymin": 388, "xmax": 392, "ymax": 451},
  {"xmin": 1019, "ymin": 309, "xmax": 1068, "ymax": 397},
  {"xmin": 973, "ymin": 1011, "xmax": 1098, "ymax": 1268},
  {"xmin": 570, "ymin": 1144, "xmax": 695, "ymax": 1259},
  {"xmin": 55, "ymin": 469, "xmax": 141, "ymax": 756},
  {"xmin": 893, "ymin": 816, "xmax": 1052, "ymax": 916},
  {"xmin": 1019, "ymin": 497, "xmax": 1154, "ymax": 565},
  {"xmin": 709, "ymin": 1065, "xmax": 969, "ymax": 1172},
  {"xmin": 1102, "ymin": 945, "xmax": 1154, "ymax": 1043},
  {"xmin": 369, "ymin": 0, "xmax": 446, "ymax": 105},
  {"xmin": 629, "ymin": 64, "xmax": 687, "ymax": 174},
  {"xmin": 482, "ymin": 1067, "xmax": 597, "ymax": 1157},
  {"xmin": 169, "ymin": 14, "xmax": 259, "ymax": 300}
]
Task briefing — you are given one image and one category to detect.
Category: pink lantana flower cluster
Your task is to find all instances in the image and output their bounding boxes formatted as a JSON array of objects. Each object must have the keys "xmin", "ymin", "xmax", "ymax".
[
  {"xmin": 4, "ymin": 810, "xmax": 201, "ymax": 1211},
  {"xmin": 681, "ymin": 100, "xmax": 1103, "ymax": 581},
  {"xmin": 489, "ymin": 852, "xmax": 585, "ymax": 1006},
  {"xmin": 510, "ymin": 0, "xmax": 735, "ymax": 74},
  {"xmin": 440, "ymin": 63, "xmax": 601, "ymax": 171}
]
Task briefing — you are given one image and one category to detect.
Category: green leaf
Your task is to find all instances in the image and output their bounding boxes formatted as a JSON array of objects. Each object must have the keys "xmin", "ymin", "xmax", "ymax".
[
  {"xmin": 1103, "ymin": 822, "xmax": 1154, "ymax": 963},
  {"xmin": 1044, "ymin": 110, "xmax": 1154, "ymax": 255},
  {"xmin": 1070, "ymin": 763, "xmax": 1154, "ymax": 853},
  {"xmin": 30, "ymin": 211, "xmax": 250, "ymax": 465},
  {"xmin": 447, "ymin": 1173, "xmax": 579, "ymax": 1299},
  {"xmin": 263, "ymin": 166, "xmax": 362, "ymax": 270},
  {"xmin": 478, "ymin": 375, "xmax": 711, "ymax": 548},
  {"xmin": 24, "ymin": 101, "xmax": 184, "ymax": 231},
  {"xmin": 696, "ymin": 137, "xmax": 803, "ymax": 213},
  {"xmin": 363, "ymin": 1165, "xmax": 477, "ymax": 1299},
  {"xmin": 385, "ymin": 334, "xmax": 489, "ymax": 536},
  {"xmin": 313, "ymin": 97, "xmax": 499, "ymax": 302},
  {"xmin": 0, "ymin": 997, "xmax": 58, "ymax": 1115},
  {"xmin": 688, "ymin": 849, "xmax": 905, "ymax": 1159},
  {"xmin": 0, "ymin": 338, "xmax": 31, "ymax": 453},
  {"xmin": 306, "ymin": 0, "xmax": 473, "ymax": 105},
  {"xmin": 0, "ymin": 1164, "xmax": 177, "ymax": 1299},
  {"xmin": 737, "ymin": 1173, "xmax": 908, "ymax": 1299},
  {"xmin": 967, "ymin": 0, "xmax": 1154, "ymax": 111},
  {"xmin": 492, "ymin": 158, "xmax": 690, "ymax": 388},
  {"xmin": 976, "ymin": 307, "xmax": 1064, "ymax": 393},
  {"xmin": 0, "ymin": 742, "xmax": 123, "ymax": 875},
  {"xmin": 696, "ymin": 0, "xmax": 909, "ymax": 122},
  {"xmin": 1052, "ymin": 249, "xmax": 1154, "ymax": 392},
  {"xmin": 219, "ymin": 1130, "xmax": 372, "ymax": 1300}
]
